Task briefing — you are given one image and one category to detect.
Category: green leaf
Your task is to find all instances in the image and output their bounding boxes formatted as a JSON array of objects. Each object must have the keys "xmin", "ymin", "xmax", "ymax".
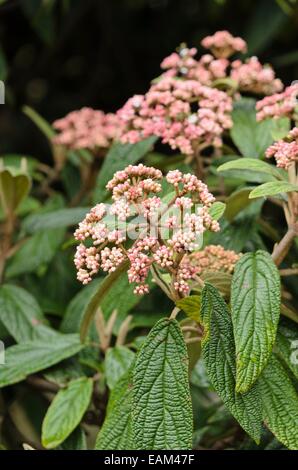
[
  {"xmin": 0, "ymin": 168, "xmax": 31, "ymax": 215},
  {"xmin": 0, "ymin": 284, "xmax": 48, "ymax": 342},
  {"xmin": 22, "ymin": 207, "xmax": 90, "ymax": 234},
  {"xmin": 132, "ymin": 318, "xmax": 193, "ymax": 450},
  {"xmin": 95, "ymin": 370, "xmax": 135, "ymax": 450},
  {"xmin": 0, "ymin": 333, "xmax": 83, "ymax": 387},
  {"xmin": 208, "ymin": 201, "xmax": 226, "ymax": 221},
  {"xmin": 105, "ymin": 346, "xmax": 135, "ymax": 390},
  {"xmin": 5, "ymin": 228, "xmax": 65, "ymax": 278},
  {"xmin": 42, "ymin": 377, "xmax": 93, "ymax": 449},
  {"xmin": 217, "ymin": 158, "xmax": 282, "ymax": 180},
  {"xmin": 58, "ymin": 426, "xmax": 87, "ymax": 450},
  {"xmin": 93, "ymin": 137, "xmax": 157, "ymax": 203},
  {"xmin": 176, "ymin": 295, "xmax": 201, "ymax": 322},
  {"xmin": 201, "ymin": 284, "xmax": 262, "ymax": 442},
  {"xmin": 79, "ymin": 260, "xmax": 129, "ymax": 341},
  {"xmin": 231, "ymin": 99, "xmax": 275, "ymax": 158},
  {"xmin": 275, "ymin": 322, "xmax": 298, "ymax": 379},
  {"xmin": 259, "ymin": 355, "xmax": 298, "ymax": 450},
  {"xmin": 231, "ymin": 250, "xmax": 280, "ymax": 392},
  {"xmin": 249, "ymin": 181, "xmax": 298, "ymax": 199}
]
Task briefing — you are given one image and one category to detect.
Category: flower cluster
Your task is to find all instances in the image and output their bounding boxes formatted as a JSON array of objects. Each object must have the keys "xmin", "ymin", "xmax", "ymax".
[
  {"xmin": 265, "ymin": 127, "xmax": 298, "ymax": 169},
  {"xmin": 118, "ymin": 76, "xmax": 233, "ymax": 154},
  {"xmin": 230, "ymin": 57, "xmax": 283, "ymax": 95},
  {"xmin": 159, "ymin": 32, "xmax": 282, "ymax": 97},
  {"xmin": 201, "ymin": 30, "xmax": 247, "ymax": 58},
  {"xmin": 256, "ymin": 83, "xmax": 298, "ymax": 121},
  {"xmin": 53, "ymin": 107, "xmax": 122, "ymax": 151},
  {"xmin": 187, "ymin": 244, "xmax": 241, "ymax": 274},
  {"xmin": 160, "ymin": 46, "xmax": 229, "ymax": 86},
  {"xmin": 74, "ymin": 164, "xmax": 220, "ymax": 296}
]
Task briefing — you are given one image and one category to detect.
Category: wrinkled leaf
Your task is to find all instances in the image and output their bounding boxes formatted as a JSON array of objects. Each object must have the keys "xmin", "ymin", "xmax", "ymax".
[
  {"xmin": 201, "ymin": 284, "xmax": 262, "ymax": 442},
  {"xmin": 132, "ymin": 318, "xmax": 193, "ymax": 450},
  {"xmin": 231, "ymin": 250, "xmax": 280, "ymax": 392},
  {"xmin": 259, "ymin": 355, "xmax": 298, "ymax": 450}
]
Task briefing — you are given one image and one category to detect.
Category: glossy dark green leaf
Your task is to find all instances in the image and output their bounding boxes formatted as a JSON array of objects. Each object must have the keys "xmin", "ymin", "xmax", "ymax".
[
  {"xmin": 105, "ymin": 346, "xmax": 135, "ymax": 390},
  {"xmin": 0, "ymin": 284, "xmax": 48, "ymax": 342},
  {"xmin": 5, "ymin": 228, "xmax": 65, "ymax": 278},
  {"xmin": 0, "ymin": 333, "xmax": 83, "ymax": 387},
  {"xmin": 42, "ymin": 377, "xmax": 93, "ymax": 449}
]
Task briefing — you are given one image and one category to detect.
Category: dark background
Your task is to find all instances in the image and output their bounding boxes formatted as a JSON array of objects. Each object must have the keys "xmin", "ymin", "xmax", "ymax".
[{"xmin": 1, "ymin": 0, "xmax": 298, "ymax": 161}]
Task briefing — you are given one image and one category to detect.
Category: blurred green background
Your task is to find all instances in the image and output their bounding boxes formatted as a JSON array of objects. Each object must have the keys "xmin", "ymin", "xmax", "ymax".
[{"xmin": 0, "ymin": 0, "xmax": 298, "ymax": 162}]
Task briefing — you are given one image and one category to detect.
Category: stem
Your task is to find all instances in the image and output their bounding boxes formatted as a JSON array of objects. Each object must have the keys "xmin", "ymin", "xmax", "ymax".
[
  {"xmin": 26, "ymin": 376, "xmax": 60, "ymax": 393},
  {"xmin": 279, "ymin": 268, "xmax": 298, "ymax": 276},
  {"xmin": 0, "ymin": 213, "xmax": 15, "ymax": 283},
  {"xmin": 169, "ymin": 306, "xmax": 180, "ymax": 319},
  {"xmin": 271, "ymin": 225, "xmax": 298, "ymax": 266}
]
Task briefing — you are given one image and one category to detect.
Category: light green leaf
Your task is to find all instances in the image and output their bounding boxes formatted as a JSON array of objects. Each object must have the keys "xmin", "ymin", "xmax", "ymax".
[
  {"xmin": 105, "ymin": 346, "xmax": 135, "ymax": 390},
  {"xmin": 217, "ymin": 158, "xmax": 282, "ymax": 180},
  {"xmin": 132, "ymin": 318, "xmax": 193, "ymax": 450},
  {"xmin": 259, "ymin": 355, "xmax": 298, "ymax": 450},
  {"xmin": 231, "ymin": 99, "xmax": 275, "ymax": 158},
  {"xmin": 176, "ymin": 295, "xmax": 201, "ymax": 322},
  {"xmin": 208, "ymin": 201, "xmax": 226, "ymax": 221},
  {"xmin": 231, "ymin": 250, "xmax": 280, "ymax": 392},
  {"xmin": 275, "ymin": 322, "xmax": 298, "ymax": 379},
  {"xmin": 201, "ymin": 284, "xmax": 262, "ymax": 442},
  {"xmin": 5, "ymin": 228, "xmax": 65, "ymax": 278},
  {"xmin": 93, "ymin": 137, "xmax": 157, "ymax": 203},
  {"xmin": 95, "ymin": 370, "xmax": 135, "ymax": 450},
  {"xmin": 249, "ymin": 181, "xmax": 298, "ymax": 199},
  {"xmin": 0, "ymin": 284, "xmax": 48, "ymax": 342},
  {"xmin": 23, "ymin": 207, "xmax": 90, "ymax": 234},
  {"xmin": 0, "ymin": 168, "xmax": 31, "ymax": 215},
  {"xmin": 42, "ymin": 377, "xmax": 93, "ymax": 449},
  {"xmin": 0, "ymin": 333, "xmax": 83, "ymax": 387}
]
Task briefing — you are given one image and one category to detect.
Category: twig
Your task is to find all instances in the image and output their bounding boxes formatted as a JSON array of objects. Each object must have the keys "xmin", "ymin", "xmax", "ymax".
[
  {"xmin": 271, "ymin": 225, "xmax": 298, "ymax": 266},
  {"xmin": 279, "ymin": 268, "xmax": 298, "ymax": 276},
  {"xmin": 169, "ymin": 306, "xmax": 180, "ymax": 319},
  {"xmin": 26, "ymin": 376, "xmax": 60, "ymax": 393}
]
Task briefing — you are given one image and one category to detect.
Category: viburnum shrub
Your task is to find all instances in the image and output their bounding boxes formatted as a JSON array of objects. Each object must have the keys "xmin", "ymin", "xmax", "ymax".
[{"xmin": 0, "ymin": 30, "xmax": 298, "ymax": 451}]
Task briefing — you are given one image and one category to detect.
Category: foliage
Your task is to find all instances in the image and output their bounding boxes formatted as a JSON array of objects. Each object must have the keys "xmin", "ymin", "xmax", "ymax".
[{"xmin": 0, "ymin": 2, "xmax": 298, "ymax": 452}]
